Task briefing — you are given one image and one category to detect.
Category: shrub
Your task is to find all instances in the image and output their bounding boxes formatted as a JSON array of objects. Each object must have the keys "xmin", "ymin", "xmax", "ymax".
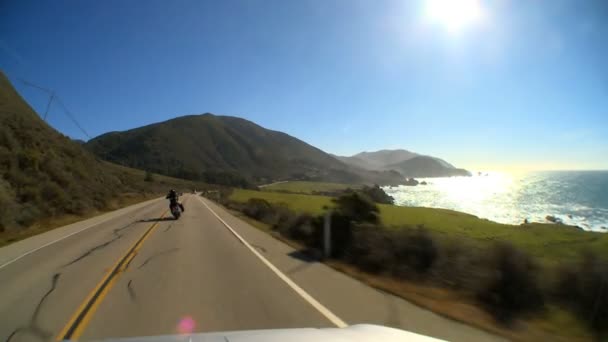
[
  {"xmin": 267, "ymin": 204, "xmax": 294, "ymax": 227},
  {"xmin": 242, "ymin": 198, "xmax": 273, "ymax": 220},
  {"xmin": 358, "ymin": 185, "xmax": 394, "ymax": 204},
  {"xmin": 277, "ymin": 213, "xmax": 314, "ymax": 241},
  {"xmin": 40, "ymin": 181, "xmax": 69, "ymax": 215},
  {"xmin": 431, "ymin": 239, "xmax": 484, "ymax": 290},
  {"xmin": 332, "ymin": 192, "xmax": 379, "ymax": 224},
  {"xmin": 392, "ymin": 227, "xmax": 438, "ymax": 278},
  {"xmin": 348, "ymin": 225, "xmax": 394, "ymax": 274},
  {"xmin": 477, "ymin": 242, "xmax": 544, "ymax": 323},
  {"xmin": 0, "ymin": 179, "xmax": 16, "ymax": 231},
  {"xmin": 16, "ymin": 203, "xmax": 42, "ymax": 227},
  {"xmin": 238, "ymin": 198, "xmax": 294, "ymax": 227},
  {"xmin": 555, "ymin": 252, "xmax": 608, "ymax": 335},
  {"xmin": 307, "ymin": 212, "xmax": 355, "ymax": 258},
  {"xmin": 43, "ymin": 157, "xmax": 71, "ymax": 187}
]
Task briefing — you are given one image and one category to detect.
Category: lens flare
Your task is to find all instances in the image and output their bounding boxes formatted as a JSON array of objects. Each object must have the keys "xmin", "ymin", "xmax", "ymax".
[{"xmin": 177, "ymin": 316, "xmax": 196, "ymax": 334}]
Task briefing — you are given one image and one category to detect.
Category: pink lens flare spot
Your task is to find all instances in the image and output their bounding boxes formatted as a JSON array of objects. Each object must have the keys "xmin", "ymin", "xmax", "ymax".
[{"xmin": 177, "ymin": 316, "xmax": 196, "ymax": 334}]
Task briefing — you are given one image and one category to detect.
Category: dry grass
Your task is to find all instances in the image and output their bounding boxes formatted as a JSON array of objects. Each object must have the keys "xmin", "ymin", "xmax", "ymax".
[{"xmin": 326, "ymin": 262, "xmax": 590, "ymax": 342}]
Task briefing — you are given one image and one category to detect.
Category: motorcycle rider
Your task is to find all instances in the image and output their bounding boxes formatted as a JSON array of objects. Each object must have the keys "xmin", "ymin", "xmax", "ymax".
[{"xmin": 166, "ymin": 189, "xmax": 185, "ymax": 212}]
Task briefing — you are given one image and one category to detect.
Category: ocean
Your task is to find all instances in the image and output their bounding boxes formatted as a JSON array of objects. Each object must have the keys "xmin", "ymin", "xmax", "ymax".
[{"xmin": 383, "ymin": 171, "xmax": 608, "ymax": 232}]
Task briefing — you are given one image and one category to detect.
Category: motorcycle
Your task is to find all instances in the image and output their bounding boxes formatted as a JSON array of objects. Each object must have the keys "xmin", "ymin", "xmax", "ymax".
[{"xmin": 170, "ymin": 202, "xmax": 182, "ymax": 220}]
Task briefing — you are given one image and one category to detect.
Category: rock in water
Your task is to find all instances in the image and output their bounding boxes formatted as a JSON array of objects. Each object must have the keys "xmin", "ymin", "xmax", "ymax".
[{"xmin": 403, "ymin": 178, "xmax": 419, "ymax": 186}]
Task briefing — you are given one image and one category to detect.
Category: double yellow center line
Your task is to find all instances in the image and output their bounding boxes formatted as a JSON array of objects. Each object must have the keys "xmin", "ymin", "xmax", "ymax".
[{"xmin": 55, "ymin": 209, "xmax": 169, "ymax": 341}]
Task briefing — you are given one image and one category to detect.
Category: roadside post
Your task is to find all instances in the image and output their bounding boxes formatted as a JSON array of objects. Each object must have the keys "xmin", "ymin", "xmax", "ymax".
[{"xmin": 324, "ymin": 209, "xmax": 331, "ymax": 258}]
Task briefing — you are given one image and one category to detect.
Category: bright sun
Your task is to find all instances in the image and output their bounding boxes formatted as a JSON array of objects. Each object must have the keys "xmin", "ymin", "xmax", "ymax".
[{"xmin": 425, "ymin": 0, "xmax": 484, "ymax": 34}]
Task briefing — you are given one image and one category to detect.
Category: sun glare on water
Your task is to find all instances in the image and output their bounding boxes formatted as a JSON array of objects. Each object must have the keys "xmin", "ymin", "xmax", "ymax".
[{"xmin": 425, "ymin": 0, "xmax": 485, "ymax": 34}]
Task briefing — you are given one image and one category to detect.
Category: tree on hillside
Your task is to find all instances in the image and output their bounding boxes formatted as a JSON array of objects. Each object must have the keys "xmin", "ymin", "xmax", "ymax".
[{"xmin": 333, "ymin": 192, "xmax": 379, "ymax": 224}]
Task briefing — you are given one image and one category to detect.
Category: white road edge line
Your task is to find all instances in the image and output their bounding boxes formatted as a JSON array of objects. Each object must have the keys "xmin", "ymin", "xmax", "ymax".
[
  {"xmin": 197, "ymin": 196, "xmax": 348, "ymax": 328},
  {"xmin": 0, "ymin": 200, "xmax": 160, "ymax": 270}
]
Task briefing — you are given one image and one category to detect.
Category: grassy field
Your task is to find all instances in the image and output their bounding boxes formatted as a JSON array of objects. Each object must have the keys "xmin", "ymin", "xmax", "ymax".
[
  {"xmin": 231, "ymin": 189, "xmax": 333, "ymax": 214},
  {"xmin": 262, "ymin": 181, "xmax": 361, "ymax": 194},
  {"xmin": 230, "ymin": 189, "xmax": 608, "ymax": 264}
]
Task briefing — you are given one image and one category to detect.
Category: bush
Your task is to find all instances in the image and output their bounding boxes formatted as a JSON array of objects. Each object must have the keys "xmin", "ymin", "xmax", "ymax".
[
  {"xmin": 239, "ymin": 198, "xmax": 295, "ymax": 228},
  {"xmin": 16, "ymin": 203, "xmax": 42, "ymax": 227},
  {"xmin": 332, "ymin": 192, "xmax": 379, "ymax": 224},
  {"xmin": 40, "ymin": 181, "xmax": 69, "ymax": 215},
  {"xmin": 303, "ymin": 212, "xmax": 354, "ymax": 258},
  {"xmin": 392, "ymin": 228, "xmax": 438, "ymax": 278},
  {"xmin": 348, "ymin": 225, "xmax": 394, "ymax": 274},
  {"xmin": 555, "ymin": 252, "xmax": 608, "ymax": 335},
  {"xmin": 477, "ymin": 243, "xmax": 544, "ymax": 323},
  {"xmin": 0, "ymin": 179, "xmax": 17, "ymax": 231},
  {"xmin": 431, "ymin": 239, "xmax": 484, "ymax": 290},
  {"xmin": 277, "ymin": 213, "xmax": 314, "ymax": 241},
  {"xmin": 357, "ymin": 185, "xmax": 394, "ymax": 204},
  {"xmin": 242, "ymin": 198, "xmax": 272, "ymax": 220}
]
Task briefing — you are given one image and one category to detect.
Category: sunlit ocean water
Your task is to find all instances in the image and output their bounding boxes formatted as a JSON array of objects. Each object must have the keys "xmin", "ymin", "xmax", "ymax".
[{"xmin": 383, "ymin": 171, "xmax": 608, "ymax": 232}]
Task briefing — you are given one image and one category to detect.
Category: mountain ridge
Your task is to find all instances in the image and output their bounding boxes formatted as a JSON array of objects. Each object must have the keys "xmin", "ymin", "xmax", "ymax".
[
  {"xmin": 86, "ymin": 114, "xmax": 405, "ymax": 185},
  {"xmin": 336, "ymin": 149, "xmax": 471, "ymax": 178}
]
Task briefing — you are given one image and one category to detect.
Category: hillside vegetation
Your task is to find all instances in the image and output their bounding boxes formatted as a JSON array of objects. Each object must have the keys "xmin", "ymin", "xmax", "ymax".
[
  {"xmin": 0, "ymin": 71, "xmax": 206, "ymax": 236},
  {"xmin": 85, "ymin": 114, "xmax": 404, "ymax": 186}
]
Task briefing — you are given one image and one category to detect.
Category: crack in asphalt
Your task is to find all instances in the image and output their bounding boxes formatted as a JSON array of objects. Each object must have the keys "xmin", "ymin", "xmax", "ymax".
[
  {"xmin": 113, "ymin": 222, "xmax": 136, "ymax": 235},
  {"xmin": 62, "ymin": 235, "xmax": 122, "ymax": 267},
  {"xmin": 137, "ymin": 248, "xmax": 179, "ymax": 269},
  {"xmin": 61, "ymin": 222, "xmax": 138, "ymax": 267},
  {"xmin": 31, "ymin": 274, "xmax": 60, "ymax": 322},
  {"xmin": 5, "ymin": 273, "xmax": 60, "ymax": 342},
  {"xmin": 127, "ymin": 279, "xmax": 137, "ymax": 301},
  {"xmin": 163, "ymin": 223, "xmax": 175, "ymax": 232}
]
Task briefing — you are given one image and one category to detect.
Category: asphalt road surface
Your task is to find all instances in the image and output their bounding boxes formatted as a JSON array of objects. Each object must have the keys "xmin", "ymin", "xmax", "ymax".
[{"xmin": 0, "ymin": 194, "xmax": 503, "ymax": 342}]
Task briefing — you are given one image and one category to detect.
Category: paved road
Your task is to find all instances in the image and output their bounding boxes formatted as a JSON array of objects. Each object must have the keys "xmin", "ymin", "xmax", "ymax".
[{"xmin": 0, "ymin": 194, "xmax": 503, "ymax": 342}]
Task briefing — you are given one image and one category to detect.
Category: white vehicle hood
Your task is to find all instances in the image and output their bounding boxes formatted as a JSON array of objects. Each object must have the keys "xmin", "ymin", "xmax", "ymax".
[{"xmin": 88, "ymin": 324, "xmax": 445, "ymax": 342}]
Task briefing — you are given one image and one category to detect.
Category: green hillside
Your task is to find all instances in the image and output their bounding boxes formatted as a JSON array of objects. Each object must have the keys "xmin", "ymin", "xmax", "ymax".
[
  {"xmin": 85, "ymin": 114, "xmax": 404, "ymax": 185},
  {"xmin": 229, "ymin": 188, "xmax": 608, "ymax": 264},
  {"xmin": 0, "ymin": 71, "xmax": 206, "ymax": 234}
]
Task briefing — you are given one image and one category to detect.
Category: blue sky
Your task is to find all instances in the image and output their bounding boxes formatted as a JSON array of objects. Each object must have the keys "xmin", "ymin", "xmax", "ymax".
[{"xmin": 1, "ymin": 0, "xmax": 607, "ymax": 170}]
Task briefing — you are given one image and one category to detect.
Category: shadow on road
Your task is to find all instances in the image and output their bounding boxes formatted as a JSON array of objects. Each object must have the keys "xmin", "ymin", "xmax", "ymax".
[
  {"xmin": 138, "ymin": 217, "xmax": 175, "ymax": 223},
  {"xmin": 286, "ymin": 250, "xmax": 319, "ymax": 275},
  {"xmin": 288, "ymin": 249, "xmax": 319, "ymax": 262}
]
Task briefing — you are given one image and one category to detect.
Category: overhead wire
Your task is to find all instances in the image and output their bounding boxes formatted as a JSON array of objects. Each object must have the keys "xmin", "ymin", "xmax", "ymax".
[{"xmin": 18, "ymin": 78, "xmax": 92, "ymax": 139}]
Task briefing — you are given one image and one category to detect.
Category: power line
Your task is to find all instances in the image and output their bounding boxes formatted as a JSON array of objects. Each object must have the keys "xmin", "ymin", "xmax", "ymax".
[
  {"xmin": 19, "ymin": 78, "xmax": 55, "ymax": 122},
  {"xmin": 18, "ymin": 78, "xmax": 92, "ymax": 140},
  {"xmin": 43, "ymin": 92, "xmax": 55, "ymax": 121},
  {"xmin": 19, "ymin": 78, "xmax": 53, "ymax": 94},
  {"xmin": 54, "ymin": 96, "xmax": 92, "ymax": 139}
]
